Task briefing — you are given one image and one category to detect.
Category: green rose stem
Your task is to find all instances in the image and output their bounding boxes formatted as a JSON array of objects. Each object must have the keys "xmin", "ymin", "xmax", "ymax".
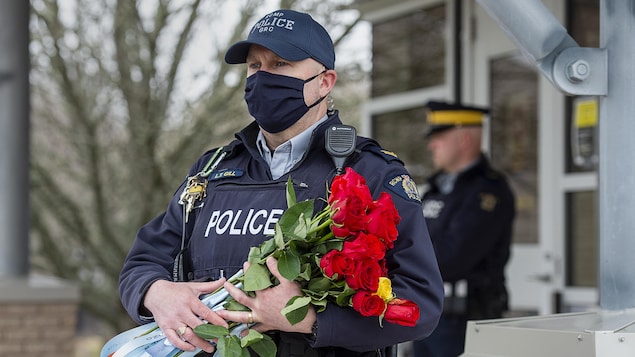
[
  {"xmin": 309, "ymin": 218, "xmax": 334, "ymax": 244},
  {"xmin": 194, "ymin": 271, "xmax": 277, "ymax": 357},
  {"xmin": 251, "ymin": 212, "xmax": 333, "ymax": 265}
]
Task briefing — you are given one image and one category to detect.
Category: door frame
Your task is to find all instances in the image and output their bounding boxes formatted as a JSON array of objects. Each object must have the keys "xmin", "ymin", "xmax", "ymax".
[{"xmin": 470, "ymin": 0, "xmax": 556, "ymax": 315}]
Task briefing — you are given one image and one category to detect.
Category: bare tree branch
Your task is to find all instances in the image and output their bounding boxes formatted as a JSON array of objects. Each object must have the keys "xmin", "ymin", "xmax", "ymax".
[{"xmin": 29, "ymin": 0, "xmax": 368, "ymax": 334}]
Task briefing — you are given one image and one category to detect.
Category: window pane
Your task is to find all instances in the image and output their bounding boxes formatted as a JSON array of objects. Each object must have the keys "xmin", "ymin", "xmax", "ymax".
[
  {"xmin": 371, "ymin": 107, "xmax": 430, "ymax": 185},
  {"xmin": 566, "ymin": 191, "xmax": 598, "ymax": 287},
  {"xmin": 490, "ymin": 54, "xmax": 539, "ymax": 244},
  {"xmin": 371, "ymin": 5, "xmax": 446, "ymax": 97}
]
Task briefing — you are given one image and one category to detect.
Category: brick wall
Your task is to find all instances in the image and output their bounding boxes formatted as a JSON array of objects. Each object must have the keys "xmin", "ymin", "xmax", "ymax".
[
  {"xmin": 0, "ymin": 302, "xmax": 78, "ymax": 356},
  {"xmin": 0, "ymin": 275, "xmax": 80, "ymax": 357}
]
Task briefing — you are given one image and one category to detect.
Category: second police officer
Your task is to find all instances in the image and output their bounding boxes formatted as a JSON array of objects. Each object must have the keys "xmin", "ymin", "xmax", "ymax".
[{"xmin": 414, "ymin": 101, "xmax": 516, "ymax": 357}]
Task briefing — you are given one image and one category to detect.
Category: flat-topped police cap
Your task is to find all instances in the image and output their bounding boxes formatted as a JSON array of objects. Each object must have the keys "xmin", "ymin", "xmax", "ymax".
[
  {"xmin": 424, "ymin": 100, "xmax": 489, "ymax": 137},
  {"xmin": 225, "ymin": 9, "xmax": 336, "ymax": 69}
]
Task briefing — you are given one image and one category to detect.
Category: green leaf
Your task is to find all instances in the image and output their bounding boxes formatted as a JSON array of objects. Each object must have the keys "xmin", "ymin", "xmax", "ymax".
[
  {"xmin": 278, "ymin": 200, "xmax": 314, "ymax": 239},
  {"xmin": 193, "ymin": 324, "xmax": 229, "ymax": 339},
  {"xmin": 324, "ymin": 278, "xmax": 346, "ymax": 291},
  {"xmin": 313, "ymin": 240, "xmax": 343, "ymax": 255},
  {"xmin": 271, "ymin": 249, "xmax": 283, "ymax": 260},
  {"xmin": 240, "ymin": 329, "xmax": 264, "ymax": 347},
  {"xmin": 278, "ymin": 251, "xmax": 301, "ymax": 281},
  {"xmin": 243, "ymin": 348, "xmax": 252, "ymax": 357},
  {"xmin": 259, "ymin": 238, "xmax": 277, "ymax": 257},
  {"xmin": 244, "ymin": 263, "xmax": 272, "ymax": 291},
  {"xmin": 323, "ymin": 240, "xmax": 344, "ymax": 252},
  {"xmin": 303, "ymin": 288, "xmax": 329, "ymax": 300},
  {"xmin": 286, "ymin": 176, "xmax": 296, "ymax": 208},
  {"xmin": 297, "ymin": 262, "xmax": 311, "ymax": 281},
  {"xmin": 250, "ymin": 334, "xmax": 277, "ymax": 357},
  {"xmin": 288, "ymin": 240, "xmax": 307, "ymax": 256},
  {"xmin": 311, "ymin": 297, "xmax": 328, "ymax": 313},
  {"xmin": 335, "ymin": 286, "xmax": 356, "ymax": 307},
  {"xmin": 223, "ymin": 299, "xmax": 250, "ymax": 311},
  {"xmin": 217, "ymin": 335, "xmax": 247, "ymax": 357},
  {"xmin": 247, "ymin": 246, "xmax": 262, "ymax": 264},
  {"xmin": 308, "ymin": 277, "xmax": 332, "ymax": 292},
  {"xmin": 291, "ymin": 212, "xmax": 309, "ymax": 239},
  {"xmin": 274, "ymin": 222, "xmax": 285, "ymax": 249},
  {"xmin": 281, "ymin": 296, "xmax": 311, "ymax": 325}
]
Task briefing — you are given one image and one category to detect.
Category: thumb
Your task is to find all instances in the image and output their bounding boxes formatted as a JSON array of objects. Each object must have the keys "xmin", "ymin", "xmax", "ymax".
[{"xmin": 265, "ymin": 256, "xmax": 290, "ymax": 284}]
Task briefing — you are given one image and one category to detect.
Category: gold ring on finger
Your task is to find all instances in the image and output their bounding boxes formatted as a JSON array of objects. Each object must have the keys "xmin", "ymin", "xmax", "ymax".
[{"xmin": 177, "ymin": 326, "xmax": 187, "ymax": 339}]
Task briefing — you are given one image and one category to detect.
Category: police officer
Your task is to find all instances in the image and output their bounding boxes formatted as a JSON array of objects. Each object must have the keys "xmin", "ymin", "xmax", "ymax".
[
  {"xmin": 413, "ymin": 101, "xmax": 515, "ymax": 357},
  {"xmin": 118, "ymin": 9, "xmax": 443, "ymax": 356}
]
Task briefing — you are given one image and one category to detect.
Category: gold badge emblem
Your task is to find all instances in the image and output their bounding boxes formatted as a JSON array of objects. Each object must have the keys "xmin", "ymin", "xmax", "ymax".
[
  {"xmin": 387, "ymin": 174, "xmax": 421, "ymax": 202},
  {"xmin": 480, "ymin": 193, "xmax": 497, "ymax": 211}
]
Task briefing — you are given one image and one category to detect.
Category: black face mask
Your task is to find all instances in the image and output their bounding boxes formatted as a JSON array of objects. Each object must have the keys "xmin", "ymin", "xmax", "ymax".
[{"xmin": 244, "ymin": 70, "xmax": 326, "ymax": 133}]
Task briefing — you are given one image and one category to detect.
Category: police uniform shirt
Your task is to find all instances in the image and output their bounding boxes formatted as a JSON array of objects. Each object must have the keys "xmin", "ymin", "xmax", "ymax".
[
  {"xmin": 119, "ymin": 112, "xmax": 444, "ymax": 354},
  {"xmin": 434, "ymin": 172, "xmax": 458, "ymax": 195},
  {"xmin": 421, "ymin": 154, "xmax": 515, "ymax": 290},
  {"xmin": 256, "ymin": 115, "xmax": 328, "ymax": 180}
]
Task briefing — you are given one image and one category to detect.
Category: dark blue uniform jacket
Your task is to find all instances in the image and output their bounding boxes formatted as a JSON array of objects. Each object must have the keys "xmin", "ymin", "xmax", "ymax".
[
  {"xmin": 422, "ymin": 154, "xmax": 515, "ymax": 316},
  {"xmin": 119, "ymin": 113, "xmax": 443, "ymax": 353}
]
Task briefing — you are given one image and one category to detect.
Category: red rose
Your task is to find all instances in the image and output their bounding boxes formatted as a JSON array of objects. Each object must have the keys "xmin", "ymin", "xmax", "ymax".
[
  {"xmin": 331, "ymin": 222, "xmax": 353, "ymax": 238},
  {"xmin": 330, "ymin": 196, "xmax": 369, "ymax": 235},
  {"xmin": 351, "ymin": 291, "xmax": 386, "ymax": 317},
  {"xmin": 320, "ymin": 250, "xmax": 354, "ymax": 279},
  {"xmin": 345, "ymin": 258, "xmax": 382, "ymax": 291},
  {"xmin": 383, "ymin": 298, "xmax": 420, "ymax": 327},
  {"xmin": 366, "ymin": 192, "xmax": 401, "ymax": 249},
  {"xmin": 329, "ymin": 167, "xmax": 372, "ymax": 206},
  {"xmin": 330, "ymin": 195, "xmax": 369, "ymax": 237},
  {"xmin": 329, "ymin": 168, "xmax": 374, "ymax": 237},
  {"xmin": 341, "ymin": 232, "xmax": 385, "ymax": 260}
]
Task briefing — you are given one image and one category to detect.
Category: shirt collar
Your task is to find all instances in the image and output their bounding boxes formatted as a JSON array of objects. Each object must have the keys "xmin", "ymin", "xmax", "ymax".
[{"xmin": 256, "ymin": 114, "xmax": 329, "ymax": 175}]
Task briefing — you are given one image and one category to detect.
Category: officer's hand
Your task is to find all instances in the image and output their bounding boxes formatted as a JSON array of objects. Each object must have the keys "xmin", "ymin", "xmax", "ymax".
[
  {"xmin": 143, "ymin": 279, "xmax": 228, "ymax": 353},
  {"xmin": 216, "ymin": 256, "xmax": 316, "ymax": 334}
]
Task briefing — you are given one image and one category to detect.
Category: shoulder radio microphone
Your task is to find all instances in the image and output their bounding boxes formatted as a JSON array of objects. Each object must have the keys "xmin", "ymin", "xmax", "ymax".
[{"xmin": 325, "ymin": 124, "xmax": 357, "ymax": 175}]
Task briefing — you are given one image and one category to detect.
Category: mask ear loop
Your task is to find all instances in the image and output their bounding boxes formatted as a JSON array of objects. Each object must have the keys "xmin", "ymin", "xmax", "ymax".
[
  {"xmin": 303, "ymin": 69, "xmax": 328, "ymax": 83},
  {"xmin": 320, "ymin": 67, "xmax": 336, "ymax": 115},
  {"xmin": 308, "ymin": 67, "xmax": 335, "ymax": 114}
]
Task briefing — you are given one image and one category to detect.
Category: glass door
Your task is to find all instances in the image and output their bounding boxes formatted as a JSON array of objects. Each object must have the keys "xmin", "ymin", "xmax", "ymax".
[
  {"xmin": 473, "ymin": 0, "xmax": 600, "ymax": 315},
  {"xmin": 471, "ymin": 0, "xmax": 556, "ymax": 316}
]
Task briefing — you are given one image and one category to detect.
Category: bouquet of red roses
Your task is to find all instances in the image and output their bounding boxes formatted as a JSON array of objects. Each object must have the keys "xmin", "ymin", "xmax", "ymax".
[
  {"xmin": 101, "ymin": 167, "xmax": 419, "ymax": 357},
  {"xmin": 319, "ymin": 167, "xmax": 420, "ymax": 326}
]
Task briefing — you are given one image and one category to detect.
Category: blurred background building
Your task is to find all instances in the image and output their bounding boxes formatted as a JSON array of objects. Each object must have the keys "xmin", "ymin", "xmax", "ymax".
[{"xmin": 355, "ymin": 0, "xmax": 600, "ymax": 319}]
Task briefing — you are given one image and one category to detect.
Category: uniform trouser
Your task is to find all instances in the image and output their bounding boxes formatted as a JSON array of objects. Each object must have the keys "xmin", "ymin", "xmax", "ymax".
[{"xmin": 412, "ymin": 314, "xmax": 467, "ymax": 357}]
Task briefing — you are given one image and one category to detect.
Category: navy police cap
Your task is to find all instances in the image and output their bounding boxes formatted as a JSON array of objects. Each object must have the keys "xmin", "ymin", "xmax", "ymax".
[
  {"xmin": 225, "ymin": 9, "xmax": 336, "ymax": 69},
  {"xmin": 424, "ymin": 100, "xmax": 489, "ymax": 137}
]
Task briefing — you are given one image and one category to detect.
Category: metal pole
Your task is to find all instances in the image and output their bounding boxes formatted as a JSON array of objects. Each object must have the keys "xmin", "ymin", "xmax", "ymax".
[
  {"xmin": 453, "ymin": 0, "xmax": 463, "ymax": 104},
  {"xmin": 0, "ymin": 1, "xmax": 30, "ymax": 277},
  {"xmin": 598, "ymin": 0, "xmax": 635, "ymax": 310}
]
